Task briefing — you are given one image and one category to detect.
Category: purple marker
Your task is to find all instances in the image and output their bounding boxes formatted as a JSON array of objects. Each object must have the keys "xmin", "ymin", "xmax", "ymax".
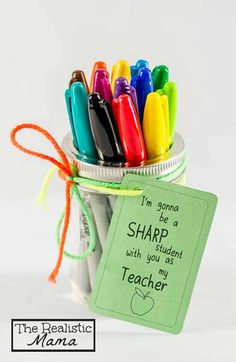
[
  {"xmin": 93, "ymin": 69, "xmax": 113, "ymax": 104},
  {"xmin": 114, "ymin": 77, "xmax": 139, "ymax": 114},
  {"xmin": 114, "ymin": 77, "xmax": 129, "ymax": 98},
  {"xmin": 123, "ymin": 85, "xmax": 139, "ymax": 115}
]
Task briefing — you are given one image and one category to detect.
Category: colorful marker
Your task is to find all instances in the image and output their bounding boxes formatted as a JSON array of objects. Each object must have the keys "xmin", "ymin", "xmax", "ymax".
[
  {"xmin": 111, "ymin": 60, "xmax": 131, "ymax": 94},
  {"xmin": 152, "ymin": 65, "xmax": 169, "ymax": 91},
  {"xmin": 163, "ymin": 81, "xmax": 177, "ymax": 147},
  {"xmin": 69, "ymin": 70, "xmax": 89, "ymax": 93},
  {"xmin": 131, "ymin": 67, "xmax": 153, "ymax": 122},
  {"xmin": 143, "ymin": 92, "xmax": 166, "ymax": 159},
  {"xmin": 89, "ymin": 61, "xmax": 108, "ymax": 91},
  {"xmin": 88, "ymin": 93, "xmax": 124, "ymax": 163},
  {"xmin": 160, "ymin": 94, "xmax": 170, "ymax": 151},
  {"xmin": 65, "ymin": 87, "xmax": 78, "ymax": 150},
  {"xmin": 93, "ymin": 69, "xmax": 113, "ymax": 104},
  {"xmin": 114, "ymin": 77, "xmax": 139, "ymax": 113},
  {"xmin": 112, "ymin": 98, "xmax": 119, "ymax": 124},
  {"xmin": 116, "ymin": 94, "xmax": 146, "ymax": 165},
  {"xmin": 114, "ymin": 77, "xmax": 129, "ymax": 98},
  {"xmin": 157, "ymin": 89, "xmax": 170, "ymax": 150},
  {"xmin": 124, "ymin": 85, "xmax": 139, "ymax": 114},
  {"xmin": 65, "ymin": 82, "xmax": 97, "ymax": 159},
  {"xmin": 131, "ymin": 59, "xmax": 149, "ymax": 78},
  {"xmin": 66, "ymin": 61, "xmax": 177, "ymax": 163}
]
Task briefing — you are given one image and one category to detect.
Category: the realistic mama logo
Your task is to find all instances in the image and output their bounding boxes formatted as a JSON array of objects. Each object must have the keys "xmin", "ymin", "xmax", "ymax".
[{"xmin": 11, "ymin": 319, "xmax": 95, "ymax": 352}]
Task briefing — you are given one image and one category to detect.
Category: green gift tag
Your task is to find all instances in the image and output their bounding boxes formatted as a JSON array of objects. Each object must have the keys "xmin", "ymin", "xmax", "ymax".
[{"xmin": 89, "ymin": 175, "xmax": 217, "ymax": 334}]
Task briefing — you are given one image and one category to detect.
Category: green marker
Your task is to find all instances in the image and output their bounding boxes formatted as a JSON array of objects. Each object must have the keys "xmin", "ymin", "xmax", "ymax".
[
  {"xmin": 156, "ymin": 89, "xmax": 166, "ymax": 96},
  {"xmin": 152, "ymin": 65, "xmax": 169, "ymax": 91},
  {"xmin": 164, "ymin": 81, "xmax": 177, "ymax": 147}
]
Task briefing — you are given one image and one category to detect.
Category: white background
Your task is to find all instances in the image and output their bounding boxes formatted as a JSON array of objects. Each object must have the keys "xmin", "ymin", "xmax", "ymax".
[{"xmin": 1, "ymin": 0, "xmax": 236, "ymax": 360}]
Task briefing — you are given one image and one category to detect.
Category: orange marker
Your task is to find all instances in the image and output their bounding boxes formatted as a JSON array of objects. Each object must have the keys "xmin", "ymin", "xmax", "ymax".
[{"xmin": 89, "ymin": 61, "xmax": 108, "ymax": 91}]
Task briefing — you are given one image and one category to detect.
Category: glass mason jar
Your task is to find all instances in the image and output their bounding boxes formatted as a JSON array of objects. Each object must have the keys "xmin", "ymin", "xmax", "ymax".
[{"xmin": 62, "ymin": 132, "xmax": 186, "ymax": 304}]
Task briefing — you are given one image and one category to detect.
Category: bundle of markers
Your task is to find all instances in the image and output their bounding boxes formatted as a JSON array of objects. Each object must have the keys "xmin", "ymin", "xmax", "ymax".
[{"xmin": 65, "ymin": 59, "xmax": 177, "ymax": 166}]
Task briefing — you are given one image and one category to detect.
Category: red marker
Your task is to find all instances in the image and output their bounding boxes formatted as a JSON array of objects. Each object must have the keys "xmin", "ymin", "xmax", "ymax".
[
  {"xmin": 112, "ymin": 98, "xmax": 119, "ymax": 124},
  {"xmin": 116, "ymin": 94, "xmax": 146, "ymax": 165}
]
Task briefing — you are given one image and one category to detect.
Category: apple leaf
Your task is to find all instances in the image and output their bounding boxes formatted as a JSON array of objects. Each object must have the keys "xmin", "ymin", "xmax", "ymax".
[{"xmin": 135, "ymin": 287, "xmax": 145, "ymax": 298}]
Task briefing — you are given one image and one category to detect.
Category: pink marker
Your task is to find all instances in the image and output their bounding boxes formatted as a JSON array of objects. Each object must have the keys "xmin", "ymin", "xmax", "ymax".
[{"xmin": 93, "ymin": 69, "xmax": 113, "ymax": 104}]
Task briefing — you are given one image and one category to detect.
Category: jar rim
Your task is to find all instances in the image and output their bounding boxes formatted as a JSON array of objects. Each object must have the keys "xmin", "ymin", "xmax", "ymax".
[{"xmin": 62, "ymin": 132, "xmax": 186, "ymax": 182}]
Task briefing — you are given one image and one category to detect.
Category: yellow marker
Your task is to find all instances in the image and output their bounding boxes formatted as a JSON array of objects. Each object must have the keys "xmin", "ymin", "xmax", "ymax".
[
  {"xmin": 160, "ymin": 94, "xmax": 170, "ymax": 151},
  {"xmin": 111, "ymin": 60, "xmax": 131, "ymax": 93},
  {"xmin": 143, "ymin": 92, "xmax": 166, "ymax": 159}
]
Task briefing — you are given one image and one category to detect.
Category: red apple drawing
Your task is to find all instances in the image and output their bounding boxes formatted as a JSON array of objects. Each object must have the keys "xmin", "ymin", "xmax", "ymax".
[{"xmin": 130, "ymin": 288, "xmax": 154, "ymax": 316}]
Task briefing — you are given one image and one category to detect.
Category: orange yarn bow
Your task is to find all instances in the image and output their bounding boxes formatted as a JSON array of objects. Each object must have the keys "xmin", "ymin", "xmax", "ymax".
[{"xmin": 10, "ymin": 123, "xmax": 74, "ymax": 283}]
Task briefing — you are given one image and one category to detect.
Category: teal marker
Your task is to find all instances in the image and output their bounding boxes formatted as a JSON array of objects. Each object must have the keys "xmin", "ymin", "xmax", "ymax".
[
  {"xmin": 152, "ymin": 65, "xmax": 169, "ymax": 91},
  {"xmin": 65, "ymin": 87, "xmax": 78, "ymax": 150},
  {"xmin": 65, "ymin": 82, "xmax": 97, "ymax": 159},
  {"xmin": 131, "ymin": 59, "xmax": 149, "ymax": 78}
]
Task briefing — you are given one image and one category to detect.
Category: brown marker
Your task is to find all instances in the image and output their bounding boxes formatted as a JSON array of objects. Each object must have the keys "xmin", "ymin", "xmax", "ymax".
[{"xmin": 69, "ymin": 70, "xmax": 89, "ymax": 93}]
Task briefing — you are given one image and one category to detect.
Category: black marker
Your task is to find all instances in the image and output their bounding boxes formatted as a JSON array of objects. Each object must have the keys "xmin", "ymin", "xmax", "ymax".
[{"xmin": 88, "ymin": 93, "xmax": 124, "ymax": 163}]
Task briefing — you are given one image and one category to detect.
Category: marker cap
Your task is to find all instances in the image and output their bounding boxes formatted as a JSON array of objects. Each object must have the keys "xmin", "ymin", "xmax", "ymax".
[
  {"xmin": 65, "ymin": 88, "xmax": 79, "ymax": 150},
  {"xmin": 112, "ymin": 98, "xmax": 119, "ymax": 124},
  {"xmin": 116, "ymin": 94, "xmax": 146, "ymax": 166},
  {"xmin": 152, "ymin": 65, "xmax": 169, "ymax": 91},
  {"xmin": 114, "ymin": 78, "xmax": 139, "ymax": 113},
  {"xmin": 143, "ymin": 92, "xmax": 166, "ymax": 159},
  {"xmin": 123, "ymin": 85, "xmax": 139, "ymax": 114},
  {"xmin": 93, "ymin": 69, "xmax": 113, "ymax": 104},
  {"xmin": 111, "ymin": 60, "xmax": 131, "ymax": 93},
  {"xmin": 160, "ymin": 94, "xmax": 170, "ymax": 151},
  {"xmin": 90, "ymin": 61, "xmax": 108, "ymax": 91},
  {"xmin": 163, "ymin": 81, "xmax": 177, "ymax": 147},
  {"xmin": 114, "ymin": 77, "xmax": 129, "ymax": 98},
  {"xmin": 69, "ymin": 70, "xmax": 89, "ymax": 93},
  {"xmin": 131, "ymin": 67, "xmax": 153, "ymax": 122},
  {"xmin": 88, "ymin": 93, "xmax": 124, "ymax": 164},
  {"xmin": 131, "ymin": 59, "xmax": 149, "ymax": 77},
  {"xmin": 69, "ymin": 82, "xmax": 97, "ymax": 159}
]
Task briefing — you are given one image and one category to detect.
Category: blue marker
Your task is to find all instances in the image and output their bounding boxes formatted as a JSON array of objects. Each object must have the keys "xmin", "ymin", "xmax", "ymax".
[
  {"xmin": 131, "ymin": 67, "xmax": 153, "ymax": 122},
  {"xmin": 130, "ymin": 59, "xmax": 149, "ymax": 78},
  {"xmin": 65, "ymin": 82, "xmax": 97, "ymax": 159}
]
